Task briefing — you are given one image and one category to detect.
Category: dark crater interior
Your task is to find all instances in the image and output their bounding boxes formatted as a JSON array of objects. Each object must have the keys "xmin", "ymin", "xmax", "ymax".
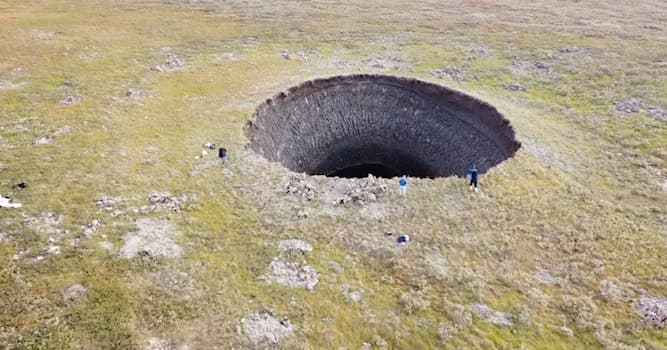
[{"xmin": 246, "ymin": 74, "xmax": 521, "ymax": 178}]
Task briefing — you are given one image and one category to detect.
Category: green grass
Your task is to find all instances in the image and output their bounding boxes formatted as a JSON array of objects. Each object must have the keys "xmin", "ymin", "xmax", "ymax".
[{"xmin": 1, "ymin": 0, "xmax": 666, "ymax": 349}]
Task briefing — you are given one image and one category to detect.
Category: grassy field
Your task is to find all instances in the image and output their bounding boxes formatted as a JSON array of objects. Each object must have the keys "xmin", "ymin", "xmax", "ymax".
[{"xmin": 1, "ymin": 0, "xmax": 666, "ymax": 349}]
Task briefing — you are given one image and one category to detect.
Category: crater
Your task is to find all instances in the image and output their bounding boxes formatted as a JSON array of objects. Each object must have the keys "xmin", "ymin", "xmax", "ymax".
[{"xmin": 246, "ymin": 74, "xmax": 520, "ymax": 178}]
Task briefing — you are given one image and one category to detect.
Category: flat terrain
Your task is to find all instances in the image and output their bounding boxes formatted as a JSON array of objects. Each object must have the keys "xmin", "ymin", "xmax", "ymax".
[{"xmin": 0, "ymin": 0, "xmax": 666, "ymax": 349}]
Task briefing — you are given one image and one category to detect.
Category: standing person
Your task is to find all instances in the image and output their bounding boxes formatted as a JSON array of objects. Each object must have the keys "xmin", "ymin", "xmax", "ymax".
[
  {"xmin": 468, "ymin": 165, "xmax": 479, "ymax": 192},
  {"xmin": 219, "ymin": 147, "xmax": 227, "ymax": 163},
  {"xmin": 398, "ymin": 175, "xmax": 408, "ymax": 196}
]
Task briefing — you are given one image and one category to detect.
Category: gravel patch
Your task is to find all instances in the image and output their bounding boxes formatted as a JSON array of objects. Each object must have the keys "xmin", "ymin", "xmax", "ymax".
[
  {"xmin": 120, "ymin": 218, "xmax": 183, "ymax": 259},
  {"xmin": 262, "ymin": 258, "xmax": 319, "ymax": 290},
  {"xmin": 62, "ymin": 283, "xmax": 87, "ymax": 303},
  {"xmin": 613, "ymin": 98, "xmax": 667, "ymax": 120},
  {"xmin": 149, "ymin": 56, "xmax": 186, "ymax": 72},
  {"xmin": 469, "ymin": 303, "xmax": 514, "ymax": 327},
  {"xmin": 634, "ymin": 292, "xmax": 667, "ymax": 329},
  {"xmin": 242, "ymin": 310, "xmax": 294, "ymax": 346}
]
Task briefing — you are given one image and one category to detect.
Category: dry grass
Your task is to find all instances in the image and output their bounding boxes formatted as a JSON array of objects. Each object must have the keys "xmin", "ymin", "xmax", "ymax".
[{"xmin": 0, "ymin": 0, "xmax": 665, "ymax": 349}]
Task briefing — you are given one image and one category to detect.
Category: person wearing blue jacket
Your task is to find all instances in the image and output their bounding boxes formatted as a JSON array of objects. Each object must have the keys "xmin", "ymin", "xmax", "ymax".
[
  {"xmin": 398, "ymin": 175, "xmax": 408, "ymax": 196},
  {"xmin": 468, "ymin": 165, "xmax": 479, "ymax": 192}
]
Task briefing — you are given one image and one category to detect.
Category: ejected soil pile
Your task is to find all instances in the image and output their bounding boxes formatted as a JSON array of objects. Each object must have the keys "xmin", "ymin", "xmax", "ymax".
[{"xmin": 246, "ymin": 74, "xmax": 520, "ymax": 178}]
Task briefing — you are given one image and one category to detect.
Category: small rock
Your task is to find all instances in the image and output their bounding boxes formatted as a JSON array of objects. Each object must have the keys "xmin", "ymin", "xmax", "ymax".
[
  {"xmin": 534, "ymin": 269, "xmax": 556, "ymax": 285},
  {"xmin": 0, "ymin": 196, "xmax": 22, "ymax": 208},
  {"xmin": 82, "ymin": 219, "xmax": 102, "ymax": 238},
  {"xmin": 63, "ymin": 283, "xmax": 87, "ymax": 303},
  {"xmin": 342, "ymin": 284, "xmax": 364, "ymax": 302},
  {"xmin": 558, "ymin": 326, "xmax": 574, "ymax": 337},
  {"xmin": 242, "ymin": 310, "xmax": 294, "ymax": 345},
  {"xmin": 60, "ymin": 96, "xmax": 81, "ymax": 105},
  {"xmin": 15, "ymin": 182, "xmax": 28, "ymax": 190},
  {"xmin": 32, "ymin": 134, "xmax": 55, "ymax": 145},
  {"xmin": 125, "ymin": 88, "xmax": 145, "ymax": 100},
  {"xmin": 54, "ymin": 125, "xmax": 73, "ymax": 136}
]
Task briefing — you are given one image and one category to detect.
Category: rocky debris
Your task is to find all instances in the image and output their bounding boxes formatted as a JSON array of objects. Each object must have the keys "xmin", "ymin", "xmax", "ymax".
[
  {"xmin": 153, "ymin": 266, "xmax": 195, "ymax": 296},
  {"xmin": 284, "ymin": 175, "xmax": 315, "ymax": 201},
  {"xmin": 31, "ymin": 125, "xmax": 73, "ymax": 145},
  {"xmin": 534, "ymin": 269, "xmax": 556, "ymax": 286},
  {"xmin": 32, "ymin": 134, "xmax": 55, "ymax": 145},
  {"xmin": 81, "ymin": 219, "xmax": 102, "ymax": 238},
  {"xmin": 95, "ymin": 195, "xmax": 128, "ymax": 209},
  {"xmin": 34, "ymin": 245, "xmax": 61, "ymax": 262},
  {"xmin": 0, "ymin": 195, "xmax": 22, "ymax": 208},
  {"xmin": 336, "ymin": 176, "xmax": 387, "ymax": 205},
  {"xmin": 558, "ymin": 326, "xmax": 574, "ymax": 337},
  {"xmin": 146, "ymin": 337, "xmax": 182, "ymax": 350},
  {"xmin": 342, "ymin": 284, "xmax": 364, "ymax": 302},
  {"xmin": 558, "ymin": 47, "xmax": 588, "ymax": 54},
  {"xmin": 429, "ymin": 66, "xmax": 467, "ymax": 82},
  {"xmin": 24, "ymin": 212, "xmax": 66, "ymax": 236},
  {"xmin": 62, "ymin": 283, "xmax": 87, "ymax": 303},
  {"xmin": 279, "ymin": 50, "xmax": 310, "ymax": 62},
  {"xmin": 60, "ymin": 95, "xmax": 81, "ymax": 105},
  {"xmin": 437, "ymin": 322, "xmax": 459, "ymax": 342},
  {"xmin": 79, "ymin": 52, "xmax": 102, "ymax": 61},
  {"xmin": 242, "ymin": 310, "xmax": 294, "ymax": 346},
  {"xmin": 458, "ymin": 43, "xmax": 493, "ymax": 59},
  {"xmin": 613, "ymin": 98, "xmax": 667, "ymax": 120},
  {"xmin": 634, "ymin": 292, "xmax": 667, "ymax": 329},
  {"xmin": 362, "ymin": 54, "xmax": 411, "ymax": 71},
  {"xmin": 278, "ymin": 239, "xmax": 313, "ymax": 253},
  {"xmin": 215, "ymin": 52, "xmax": 244, "ymax": 62},
  {"xmin": 120, "ymin": 218, "xmax": 183, "ymax": 259},
  {"xmin": 469, "ymin": 303, "xmax": 514, "ymax": 327},
  {"xmin": 125, "ymin": 88, "xmax": 145, "ymax": 100},
  {"xmin": 511, "ymin": 59, "xmax": 552, "ymax": 77},
  {"xmin": 0, "ymin": 80, "xmax": 29, "ymax": 89},
  {"xmin": 149, "ymin": 56, "xmax": 186, "ymax": 72},
  {"xmin": 599, "ymin": 278, "xmax": 633, "ymax": 304},
  {"xmin": 54, "ymin": 125, "xmax": 73, "ymax": 135},
  {"xmin": 502, "ymin": 82, "xmax": 527, "ymax": 92},
  {"xmin": 33, "ymin": 30, "xmax": 62, "ymax": 40},
  {"xmin": 142, "ymin": 192, "xmax": 194, "ymax": 213},
  {"xmin": 262, "ymin": 258, "xmax": 319, "ymax": 290}
]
